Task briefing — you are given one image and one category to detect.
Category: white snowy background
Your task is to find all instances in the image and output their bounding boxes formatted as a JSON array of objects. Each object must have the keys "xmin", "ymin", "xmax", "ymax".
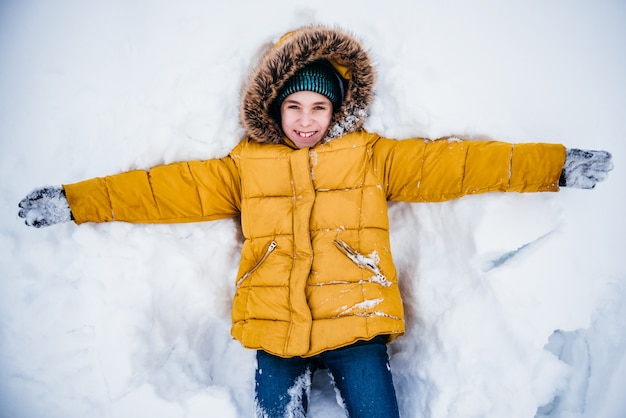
[{"xmin": 1, "ymin": 0, "xmax": 625, "ymax": 417}]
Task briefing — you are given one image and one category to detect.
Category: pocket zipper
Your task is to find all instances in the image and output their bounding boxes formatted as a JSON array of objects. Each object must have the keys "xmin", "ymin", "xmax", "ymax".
[
  {"xmin": 237, "ymin": 240, "xmax": 278, "ymax": 288},
  {"xmin": 333, "ymin": 239, "xmax": 391, "ymax": 287}
]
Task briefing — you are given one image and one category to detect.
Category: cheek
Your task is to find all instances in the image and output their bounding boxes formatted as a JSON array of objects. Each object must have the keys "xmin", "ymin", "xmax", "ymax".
[
  {"xmin": 321, "ymin": 113, "xmax": 332, "ymax": 130},
  {"xmin": 280, "ymin": 114, "xmax": 291, "ymax": 132}
]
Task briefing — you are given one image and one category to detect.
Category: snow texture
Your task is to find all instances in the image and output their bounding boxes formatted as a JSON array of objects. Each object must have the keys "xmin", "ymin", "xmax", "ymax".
[
  {"xmin": 334, "ymin": 239, "xmax": 391, "ymax": 287},
  {"xmin": 18, "ymin": 186, "xmax": 73, "ymax": 228},
  {"xmin": 285, "ymin": 369, "xmax": 312, "ymax": 418},
  {"xmin": 561, "ymin": 148, "xmax": 614, "ymax": 189},
  {"xmin": 1, "ymin": 1, "xmax": 625, "ymax": 417}
]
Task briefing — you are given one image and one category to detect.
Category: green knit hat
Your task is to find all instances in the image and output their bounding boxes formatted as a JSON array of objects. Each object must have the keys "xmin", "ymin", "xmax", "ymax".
[{"xmin": 274, "ymin": 60, "xmax": 345, "ymax": 111}]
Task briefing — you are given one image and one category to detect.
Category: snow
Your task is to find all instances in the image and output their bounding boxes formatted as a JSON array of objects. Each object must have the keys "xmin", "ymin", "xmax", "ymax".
[
  {"xmin": 333, "ymin": 239, "xmax": 391, "ymax": 287},
  {"xmin": 284, "ymin": 368, "xmax": 312, "ymax": 418},
  {"xmin": 1, "ymin": 0, "xmax": 625, "ymax": 417}
]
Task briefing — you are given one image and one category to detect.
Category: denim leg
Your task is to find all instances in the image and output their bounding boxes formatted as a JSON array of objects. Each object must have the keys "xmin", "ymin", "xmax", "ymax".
[
  {"xmin": 319, "ymin": 337, "xmax": 400, "ymax": 418},
  {"xmin": 255, "ymin": 350, "xmax": 315, "ymax": 418}
]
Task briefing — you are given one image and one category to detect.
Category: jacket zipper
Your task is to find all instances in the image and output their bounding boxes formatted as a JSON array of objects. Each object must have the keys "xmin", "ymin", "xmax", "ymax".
[
  {"xmin": 237, "ymin": 240, "xmax": 278, "ymax": 288},
  {"xmin": 333, "ymin": 239, "xmax": 391, "ymax": 287}
]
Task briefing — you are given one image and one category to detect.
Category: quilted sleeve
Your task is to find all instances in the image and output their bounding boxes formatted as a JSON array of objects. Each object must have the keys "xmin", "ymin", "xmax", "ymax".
[
  {"xmin": 63, "ymin": 156, "xmax": 241, "ymax": 224},
  {"xmin": 372, "ymin": 136, "xmax": 566, "ymax": 202}
]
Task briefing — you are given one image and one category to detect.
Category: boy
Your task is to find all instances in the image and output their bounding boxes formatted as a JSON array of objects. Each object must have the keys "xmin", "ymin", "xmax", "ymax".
[{"xmin": 18, "ymin": 26, "xmax": 612, "ymax": 417}]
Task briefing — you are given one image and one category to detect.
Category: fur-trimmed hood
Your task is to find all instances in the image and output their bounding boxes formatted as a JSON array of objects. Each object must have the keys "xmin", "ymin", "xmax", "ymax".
[{"xmin": 240, "ymin": 25, "xmax": 375, "ymax": 145}]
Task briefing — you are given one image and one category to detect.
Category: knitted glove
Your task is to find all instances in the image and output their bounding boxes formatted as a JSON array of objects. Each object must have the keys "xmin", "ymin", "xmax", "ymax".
[
  {"xmin": 18, "ymin": 186, "xmax": 73, "ymax": 228},
  {"xmin": 559, "ymin": 148, "xmax": 613, "ymax": 189}
]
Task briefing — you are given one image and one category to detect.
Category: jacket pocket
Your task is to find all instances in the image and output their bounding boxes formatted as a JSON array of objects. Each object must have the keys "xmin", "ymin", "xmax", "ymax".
[
  {"xmin": 237, "ymin": 240, "xmax": 278, "ymax": 288},
  {"xmin": 333, "ymin": 239, "xmax": 392, "ymax": 287}
]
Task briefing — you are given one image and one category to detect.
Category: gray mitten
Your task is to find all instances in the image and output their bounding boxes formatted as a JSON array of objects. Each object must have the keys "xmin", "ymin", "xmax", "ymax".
[
  {"xmin": 18, "ymin": 186, "xmax": 73, "ymax": 228},
  {"xmin": 559, "ymin": 148, "xmax": 613, "ymax": 189}
]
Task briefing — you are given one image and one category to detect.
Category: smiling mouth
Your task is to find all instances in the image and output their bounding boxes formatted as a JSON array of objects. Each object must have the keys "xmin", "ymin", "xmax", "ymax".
[{"xmin": 295, "ymin": 130, "xmax": 317, "ymax": 138}]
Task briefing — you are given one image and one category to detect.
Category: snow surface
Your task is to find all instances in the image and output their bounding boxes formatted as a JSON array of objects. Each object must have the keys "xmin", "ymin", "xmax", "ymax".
[{"xmin": 1, "ymin": 0, "xmax": 625, "ymax": 417}]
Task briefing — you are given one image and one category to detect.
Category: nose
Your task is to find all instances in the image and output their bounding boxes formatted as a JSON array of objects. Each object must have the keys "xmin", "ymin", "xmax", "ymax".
[{"xmin": 300, "ymin": 111, "xmax": 313, "ymax": 126}]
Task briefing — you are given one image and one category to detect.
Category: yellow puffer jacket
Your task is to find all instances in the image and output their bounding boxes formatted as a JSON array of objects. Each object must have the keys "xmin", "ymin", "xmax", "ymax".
[
  {"xmin": 64, "ymin": 131, "xmax": 565, "ymax": 357},
  {"xmin": 62, "ymin": 26, "xmax": 566, "ymax": 357}
]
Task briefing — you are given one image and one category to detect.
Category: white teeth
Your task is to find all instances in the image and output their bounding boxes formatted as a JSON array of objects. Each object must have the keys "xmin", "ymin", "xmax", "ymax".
[{"xmin": 297, "ymin": 131, "xmax": 316, "ymax": 138}]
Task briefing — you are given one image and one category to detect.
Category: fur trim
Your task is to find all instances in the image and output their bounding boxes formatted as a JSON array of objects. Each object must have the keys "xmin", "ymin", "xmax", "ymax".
[{"xmin": 240, "ymin": 25, "xmax": 375, "ymax": 144}]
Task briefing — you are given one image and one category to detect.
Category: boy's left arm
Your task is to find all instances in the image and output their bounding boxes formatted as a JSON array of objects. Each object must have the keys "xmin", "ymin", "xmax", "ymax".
[{"xmin": 373, "ymin": 137, "xmax": 613, "ymax": 202}]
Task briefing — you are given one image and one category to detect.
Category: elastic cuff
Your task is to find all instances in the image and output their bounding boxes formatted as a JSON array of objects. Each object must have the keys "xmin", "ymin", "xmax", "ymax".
[{"xmin": 559, "ymin": 170, "xmax": 567, "ymax": 187}]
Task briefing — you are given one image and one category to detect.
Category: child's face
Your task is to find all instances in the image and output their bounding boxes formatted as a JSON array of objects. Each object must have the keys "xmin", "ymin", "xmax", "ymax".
[{"xmin": 280, "ymin": 91, "xmax": 333, "ymax": 149}]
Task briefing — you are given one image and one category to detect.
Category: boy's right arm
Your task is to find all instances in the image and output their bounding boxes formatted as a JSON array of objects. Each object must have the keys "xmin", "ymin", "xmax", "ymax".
[{"xmin": 18, "ymin": 156, "xmax": 241, "ymax": 228}]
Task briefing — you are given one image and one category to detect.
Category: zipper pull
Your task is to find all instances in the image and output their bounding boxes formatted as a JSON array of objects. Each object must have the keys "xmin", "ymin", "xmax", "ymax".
[{"xmin": 237, "ymin": 240, "xmax": 278, "ymax": 288}]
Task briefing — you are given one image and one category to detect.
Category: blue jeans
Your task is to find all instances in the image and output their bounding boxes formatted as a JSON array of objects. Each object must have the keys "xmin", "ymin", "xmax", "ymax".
[{"xmin": 255, "ymin": 336, "xmax": 400, "ymax": 417}]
